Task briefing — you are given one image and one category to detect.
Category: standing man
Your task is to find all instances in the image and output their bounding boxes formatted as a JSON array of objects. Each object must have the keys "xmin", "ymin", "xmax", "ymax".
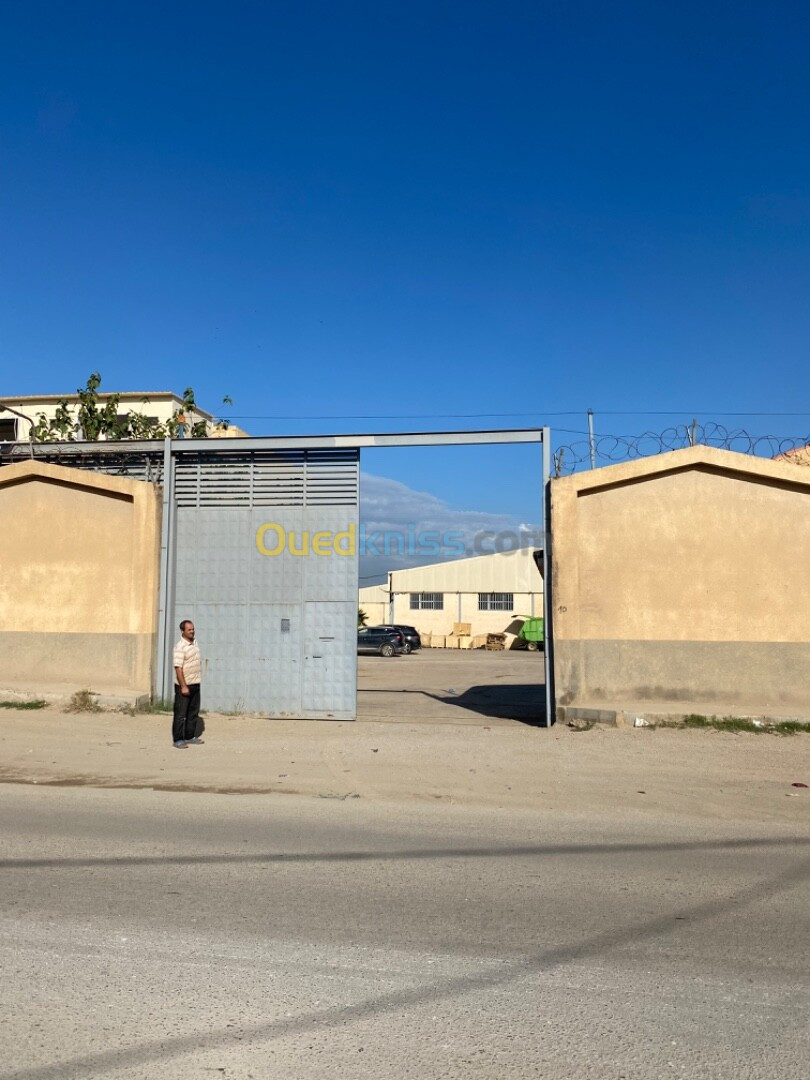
[{"xmin": 172, "ymin": 619, "xmax": 203, "ymax": 748}]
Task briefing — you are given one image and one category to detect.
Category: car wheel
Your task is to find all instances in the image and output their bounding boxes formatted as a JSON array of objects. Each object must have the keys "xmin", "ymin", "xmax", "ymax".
[
  {"xmin": 526, "ymin": 640, "xmax": 539, "ymax": 651},
  {"xmin": 380, "ymin": 643, "xmax": 394, "ymax": 657},
  {"xmin": 402, "ymin": 642, "xmax": 412, "ymax": 654}
]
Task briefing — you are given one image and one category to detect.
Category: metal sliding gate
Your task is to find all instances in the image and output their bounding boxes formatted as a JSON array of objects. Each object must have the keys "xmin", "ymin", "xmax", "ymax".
[{"xmin": 159, "ymin": 447, "xmax": 359, "ymax": 718}]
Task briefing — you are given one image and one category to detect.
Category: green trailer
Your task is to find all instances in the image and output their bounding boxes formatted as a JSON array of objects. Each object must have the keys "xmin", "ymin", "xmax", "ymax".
[{"xmin": 516, "ymin": 616, "xmax": 544, "ymax": 651}]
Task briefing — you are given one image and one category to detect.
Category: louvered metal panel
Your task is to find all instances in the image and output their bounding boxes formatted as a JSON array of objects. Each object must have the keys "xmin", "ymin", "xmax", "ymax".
[
  {"xmin": 172, "ymin": 449, "xmax": 359, "ymax": 508},
  {"xmin": 172, "ymin": 448, "xmax": 359, "ymax": 508},
  {"xmin": 304, "ymin": 450, "xmax": 360, "ymax": 506},
  {"xmin": 253, "ymin": 452, "xmax": 306, "ymax": 507}
]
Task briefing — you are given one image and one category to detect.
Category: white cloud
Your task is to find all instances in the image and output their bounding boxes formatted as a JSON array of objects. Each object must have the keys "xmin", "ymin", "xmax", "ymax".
[{"xmin": 358, "ymin": 471, "xmax": 543, "ymax": 583}]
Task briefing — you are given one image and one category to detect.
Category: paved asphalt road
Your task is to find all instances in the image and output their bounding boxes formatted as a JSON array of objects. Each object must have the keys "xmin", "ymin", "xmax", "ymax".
[{"xmin": 1, "ymin": 783, "xmax": 808, "ymax": 1080}]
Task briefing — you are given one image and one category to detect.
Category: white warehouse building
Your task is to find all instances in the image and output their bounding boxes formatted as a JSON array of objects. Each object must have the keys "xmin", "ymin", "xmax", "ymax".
[{"xmin": 359, "ymin": 547, "xmax": 543, "ymax": 641}]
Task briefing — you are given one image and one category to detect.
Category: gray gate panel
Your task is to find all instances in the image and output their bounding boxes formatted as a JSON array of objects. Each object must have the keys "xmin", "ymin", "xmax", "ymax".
[
  {"xmin": 174, "ymin": 509, "xmax": 254, "ymax": 713},
  {"xmin": 302, "ymin": 601, "xmax": 357, "ymax": 718},
  {"xmin": 186, "ymin": 602, "xmax": 249, "ymax": 712},
  {"xmin": 251, "ymin": 508, "xmax": 306, "ymax": 605},
  {"xmin": 171, "ymin": 449, "xmax": 358, "ymax": 718},
  {"xmin": 175, "ymin": 506, "xmax": 310, "ymax": 714},
  {"xmin": 301, "ymin": 507, "xmax": 358, "ymax": 602},
  {"xmin": 245, "ymin": 602, "xmax": 302, "ymax": 715},
  {"xmin": 299, "ymin": 507, "xmax": 357, "ymax": 718},
  {"xmin": 181, "ymin": 508, "xmax": 254, "ymax": 603}
]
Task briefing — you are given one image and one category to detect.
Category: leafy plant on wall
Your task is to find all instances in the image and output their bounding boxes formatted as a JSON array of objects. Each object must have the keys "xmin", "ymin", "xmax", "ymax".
[{"xmin": 32, "ymin": 374, "xmax": 231, "ymax": 442}]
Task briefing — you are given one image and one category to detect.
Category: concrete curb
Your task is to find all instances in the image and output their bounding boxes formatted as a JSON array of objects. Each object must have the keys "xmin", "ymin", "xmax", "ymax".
[{"xmin": 559, "ymin": 704, "xmax": 810, "ymax": 730}]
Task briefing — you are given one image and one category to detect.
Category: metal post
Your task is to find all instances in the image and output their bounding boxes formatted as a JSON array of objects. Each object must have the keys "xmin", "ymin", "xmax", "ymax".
[
  {"xmin": 155, "ymin": 438, "xmax": 174, "ymax": 702},
  {"xmin": 541, "ymin": 427, "xmax": 555, "ymax": 727},
  {"xmin": 587, "ymin": 409, "xmax": 596, "ymax": 470}
]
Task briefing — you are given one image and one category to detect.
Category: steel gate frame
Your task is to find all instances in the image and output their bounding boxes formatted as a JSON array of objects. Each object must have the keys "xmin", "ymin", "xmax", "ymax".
[{"xmin": 154, "ymin": 428, "xmax": 554, "ymax": 725}]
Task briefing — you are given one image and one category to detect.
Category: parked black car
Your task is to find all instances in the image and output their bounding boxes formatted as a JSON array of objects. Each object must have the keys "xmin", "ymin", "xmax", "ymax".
[
  {"xmin": 357, "ymin": 626, "xmax": 405, "ymax": 657},
  {"xmin": 373, "ymin": 624, "xmax": 421, "ymax": 653}
]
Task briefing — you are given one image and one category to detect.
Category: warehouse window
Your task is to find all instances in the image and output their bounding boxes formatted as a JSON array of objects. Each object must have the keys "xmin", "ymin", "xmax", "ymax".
[
  {"xmin": 478, "ymin": 592, "xmax": 514, "ymax": 611},
  {"xmin": 0, "ymin": 419, "xmax": 17, "ymax": 441},
  {"xmin": 410, "ymin": 592, "xmax": 443, "ymax": 610}
]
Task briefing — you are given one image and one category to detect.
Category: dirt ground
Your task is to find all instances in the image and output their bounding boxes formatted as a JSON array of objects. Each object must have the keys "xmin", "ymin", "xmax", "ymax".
[{"xmin": 0, "ymin": 651, "xmax": 808, "ymax": 823}]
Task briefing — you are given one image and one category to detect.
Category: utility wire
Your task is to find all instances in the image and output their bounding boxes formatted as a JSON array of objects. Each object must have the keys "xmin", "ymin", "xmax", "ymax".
[{"xmin": 222, "ymin": 410, "xmax": 810, "ymax": 421}]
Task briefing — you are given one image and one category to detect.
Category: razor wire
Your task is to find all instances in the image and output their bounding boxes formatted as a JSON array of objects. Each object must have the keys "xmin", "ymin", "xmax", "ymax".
[{"xmin": 552, "ymin": 423, "xmax": 810, "ymax": 476}]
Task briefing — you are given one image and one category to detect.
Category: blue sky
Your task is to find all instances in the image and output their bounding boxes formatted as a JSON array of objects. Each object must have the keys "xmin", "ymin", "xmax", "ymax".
[{"xmin": 2, "ymin": 0, "xmax": 809, "ymax": 554}]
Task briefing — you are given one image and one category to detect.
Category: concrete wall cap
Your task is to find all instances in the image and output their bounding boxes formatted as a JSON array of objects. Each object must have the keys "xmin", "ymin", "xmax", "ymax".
[
  {"xmin": 552, "ymin": 445, "xmax": 810, "ymax": 494},
  {"xmin": 0, "ymin": 459, "xmax": 147, "ymax": 497}
]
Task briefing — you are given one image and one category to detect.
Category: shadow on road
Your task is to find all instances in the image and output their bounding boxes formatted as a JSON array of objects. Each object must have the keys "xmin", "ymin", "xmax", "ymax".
[{"xmin": 2, "ymin": 834, "xmax": 807, "ymax": 872}]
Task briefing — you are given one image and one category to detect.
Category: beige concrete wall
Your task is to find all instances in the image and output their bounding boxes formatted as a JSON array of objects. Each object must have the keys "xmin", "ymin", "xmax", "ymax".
[
  {"xmin": 551, "ymin": 447, "xmax": 810, "ymax": 711},
  {"xmin": 0, "ymin": 461, "xmax": 161, "ymax": 693}
]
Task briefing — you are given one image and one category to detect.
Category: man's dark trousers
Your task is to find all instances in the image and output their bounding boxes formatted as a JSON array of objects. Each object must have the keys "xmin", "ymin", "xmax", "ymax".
[{"xmin": 173, "ymin": 683, "xmax": 201, "ymax": 743}]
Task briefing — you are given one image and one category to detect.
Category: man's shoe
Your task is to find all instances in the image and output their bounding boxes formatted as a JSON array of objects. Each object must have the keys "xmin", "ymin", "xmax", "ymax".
[
  {"xmin": 173, "ymin": 741, "xmax": 188, "ymax": 748},
  {"xmin": 187, "ymin": 737, "xmax": 205, "ymax": 745}
]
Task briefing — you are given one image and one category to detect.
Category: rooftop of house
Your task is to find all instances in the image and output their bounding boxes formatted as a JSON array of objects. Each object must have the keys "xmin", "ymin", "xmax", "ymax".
[{"xmin": 2, "ymin": 392, "xmax": 215, "ymax": 420}]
